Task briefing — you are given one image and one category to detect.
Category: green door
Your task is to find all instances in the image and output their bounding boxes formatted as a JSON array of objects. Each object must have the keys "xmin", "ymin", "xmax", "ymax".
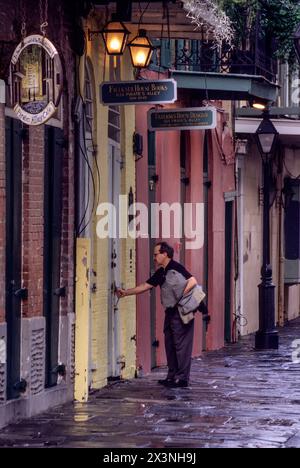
[
  {"xmin": 5, "ymin": 117, "xmax": 23, "ymax": 400},
  {"xmin": 224, "ymin": 200, "xmax": 233, "ymax": 342},
  {"xmin": 44, "ymin": 126, "xmax": 63, "ymax": 387}
]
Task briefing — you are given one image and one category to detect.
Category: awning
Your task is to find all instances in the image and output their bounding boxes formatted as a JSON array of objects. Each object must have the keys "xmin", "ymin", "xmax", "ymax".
[{"xmin": 170, "ymin": 70, "xmax": 278, "ymax": 102}]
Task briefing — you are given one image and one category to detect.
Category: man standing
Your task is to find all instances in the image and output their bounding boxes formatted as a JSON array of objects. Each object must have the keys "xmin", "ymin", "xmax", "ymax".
[{"xmin": 116, "ymin": 242, "xmax": 197, "ymax": 388}]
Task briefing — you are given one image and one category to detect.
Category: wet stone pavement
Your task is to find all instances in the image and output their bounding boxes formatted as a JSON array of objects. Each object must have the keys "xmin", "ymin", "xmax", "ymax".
[{"xmin": 1, "ymin": 319, "xmax": 300, "ymax": 448}]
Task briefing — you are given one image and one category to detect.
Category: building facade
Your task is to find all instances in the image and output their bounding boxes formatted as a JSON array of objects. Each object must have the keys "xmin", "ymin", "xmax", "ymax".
[
  {"xmin": 0, "ymin": 0, "xmax": 77, "ymax": 428},
  {"xmin": 235, "ymin": 113, "xmax": 300, "ymax": 339}
]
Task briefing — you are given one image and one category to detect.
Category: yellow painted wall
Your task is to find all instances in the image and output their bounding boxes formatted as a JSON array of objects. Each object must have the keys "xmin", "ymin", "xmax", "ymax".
[
  {"xmin": 88, "ymin": 23, "xmax": 109, "ymax": 389},
  {"xmin": 241, "ymin": 145, "xmax": 262, "ymax": 335},
  {"xmin": 79, "ymin": 16, "xmax": 136, "ymax": 390},
  {"xmin": 74, "ymin": 238, "xmax": 91, "ymax": 402}
]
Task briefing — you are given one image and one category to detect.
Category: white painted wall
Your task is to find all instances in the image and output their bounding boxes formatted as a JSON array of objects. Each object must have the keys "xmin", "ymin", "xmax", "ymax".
[{"xmin": 240, "ymin": 143, "xmax": 262, "ymax": 335}]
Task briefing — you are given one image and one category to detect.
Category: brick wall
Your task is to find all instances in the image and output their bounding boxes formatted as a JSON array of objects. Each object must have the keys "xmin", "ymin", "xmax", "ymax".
[
  {"xmin": 22, "ymin": 127, "xmax": 44, "ymax": 318},
  {"xmin": 0, "ymin": 0, "xmax": 76, "ymax": 320},
  {"xmin": 59, "ymin": 2, "xmax": 75, "ymax": 318},
  {"xmin": 0, "ymin": 0, "xmax": 77, "ymax": 423}
]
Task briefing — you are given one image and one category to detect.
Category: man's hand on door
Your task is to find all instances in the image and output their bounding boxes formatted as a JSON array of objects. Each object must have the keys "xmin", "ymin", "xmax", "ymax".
[{"xmin": 115, "ymin": 288, "xmax": 126, "ymax": 298}]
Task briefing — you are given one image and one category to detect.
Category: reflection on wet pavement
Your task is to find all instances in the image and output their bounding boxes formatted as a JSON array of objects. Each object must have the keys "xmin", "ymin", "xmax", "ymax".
[{"xmin": 1, "ymin": 319, "xmax": 300, "ymax": 448}]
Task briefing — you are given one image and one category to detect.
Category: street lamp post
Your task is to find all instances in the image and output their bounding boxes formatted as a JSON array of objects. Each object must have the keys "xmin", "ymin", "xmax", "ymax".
[{"xmin": 255, "ymin": 111, "xmax": 279, "ymax": 349}]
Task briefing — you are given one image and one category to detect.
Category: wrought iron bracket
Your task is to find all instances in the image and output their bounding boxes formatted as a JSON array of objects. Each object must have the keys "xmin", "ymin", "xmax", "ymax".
[
  {"xmin": 14, "ymin": 288, "xmax": 28, "ymax": 300},
  {"xmin": 13, "ymin": 379, "xmax": 27, "ymax": 393}
]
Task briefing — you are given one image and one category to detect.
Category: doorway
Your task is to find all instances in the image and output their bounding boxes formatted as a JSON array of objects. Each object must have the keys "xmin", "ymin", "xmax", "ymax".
[
  {"xmin": 224, "ymin": 199, "xmax": 234, "ymax": 342},
  {"xmin": 107, "ymin": 106, "xmax": 122, "ymax": 379},
  {"xmin": 148, "ymin": 130, "xmax": 157, "ymax": 369}
]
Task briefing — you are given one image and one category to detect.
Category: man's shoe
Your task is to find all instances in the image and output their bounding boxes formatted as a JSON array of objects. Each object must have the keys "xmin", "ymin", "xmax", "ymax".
[
  {"xmin": 158, "ymin": 378, "xmax": 175, "ymax": 386},
  {"xmin": 168, "ymin": 379, "xmax": 189, "ymax": 388}
]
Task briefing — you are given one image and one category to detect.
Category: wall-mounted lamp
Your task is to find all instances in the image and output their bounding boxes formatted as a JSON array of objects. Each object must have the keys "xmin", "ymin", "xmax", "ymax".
[
  {"xmin": 128, "ymin": 29, "xmax": 154, "ymax": 68},
  {"xmin": 102, "ymin": 19, "xmax": 130, "ymax": 55},
  {"xmin": 88, "ymin": 18, "xmax": 153, "ymax": 70},
  {"xmin": 88, "ymin": 15, "xmax": 130, "ymax": 56}
]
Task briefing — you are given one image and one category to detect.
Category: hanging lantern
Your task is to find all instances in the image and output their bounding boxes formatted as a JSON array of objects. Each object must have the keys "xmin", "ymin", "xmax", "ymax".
[
  {"xmin": 128, "ymin": 29, "xmax": 154, "ymax": 68},
  {"xmin": 101, "ymin": 20, "xmax": 130, "ymax": 55}
]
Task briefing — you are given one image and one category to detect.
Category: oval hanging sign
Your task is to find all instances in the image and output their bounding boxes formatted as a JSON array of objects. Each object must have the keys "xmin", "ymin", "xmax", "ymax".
[{"xmin": 10, "ymin": 35, "xmax": 63, "ymax": 126}]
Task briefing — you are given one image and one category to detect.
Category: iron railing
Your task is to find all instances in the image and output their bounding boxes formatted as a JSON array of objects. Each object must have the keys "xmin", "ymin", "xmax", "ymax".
[{"xmin": 152, "ymin": 39, "xmax": 277, "ymax": 83}]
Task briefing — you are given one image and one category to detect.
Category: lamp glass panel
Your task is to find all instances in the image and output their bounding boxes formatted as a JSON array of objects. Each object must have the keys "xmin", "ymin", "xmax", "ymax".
[
  {"xmin": 131, "ymin": 48, "xmax": 152, "ymax": 67},
  {"xmin": 129, "ymin": 37, "xmax": 153, "ymax": 67},
  {"xmin": 105, "ymin": 32, "xmax": 126, "ymax": 54},
  {"xmin": 258, "ymin": 133, "xmax": 275, "ymax": 154},
  {"xmin": 103, "ymin": 21, "xmax": 128, "ymax": 55}
]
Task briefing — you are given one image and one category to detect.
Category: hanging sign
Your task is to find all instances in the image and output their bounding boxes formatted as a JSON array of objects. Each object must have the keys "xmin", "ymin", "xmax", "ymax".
[
  {"xmin": 100, "ymin": 79, "xmax": 177, "ymax": 106},
  {"xmin": 148, "ymin": 107, "xmax": 217, "ymax": 131},
  {"xmin": 10, "ymin": 35, "xmax": 63, "ymax": 125}
]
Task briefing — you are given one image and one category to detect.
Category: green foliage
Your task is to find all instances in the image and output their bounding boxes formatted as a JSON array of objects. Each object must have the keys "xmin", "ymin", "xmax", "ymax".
[{"xmin": 219, "ymin": 0, "xmax": 300, "ymax": 64}]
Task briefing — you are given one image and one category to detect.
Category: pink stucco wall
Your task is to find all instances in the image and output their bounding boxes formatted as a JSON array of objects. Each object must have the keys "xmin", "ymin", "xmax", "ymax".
[{"xmin": 135, "ymin": 98, "xmax": 236, "ymax": 372}]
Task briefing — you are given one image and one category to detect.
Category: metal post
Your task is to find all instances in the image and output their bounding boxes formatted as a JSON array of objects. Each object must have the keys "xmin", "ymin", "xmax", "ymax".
[{"xmin": 255, "ymin": 157, "xmax": 279, "ymax": 349}]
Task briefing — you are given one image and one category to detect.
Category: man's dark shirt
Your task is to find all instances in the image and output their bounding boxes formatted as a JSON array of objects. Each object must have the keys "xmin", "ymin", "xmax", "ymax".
[{"xmin": 146, "ymin": 259, "xmax": 192, "ymax": 288}]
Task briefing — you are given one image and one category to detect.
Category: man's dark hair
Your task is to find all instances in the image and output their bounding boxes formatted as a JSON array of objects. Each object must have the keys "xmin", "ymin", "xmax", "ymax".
[{"xmin": 156, "ymin": 242, "xmax": 174, "ymax": 259}]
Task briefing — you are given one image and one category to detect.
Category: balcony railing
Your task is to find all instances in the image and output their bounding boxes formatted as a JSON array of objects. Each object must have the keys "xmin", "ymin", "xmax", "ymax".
[{"xmin": 151, "ymin": 39, "xmax": 277, "ymax": 83}]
